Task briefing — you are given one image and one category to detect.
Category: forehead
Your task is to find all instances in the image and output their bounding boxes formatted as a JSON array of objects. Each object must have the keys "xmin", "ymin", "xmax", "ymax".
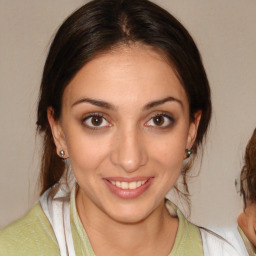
[{"xmin": 63, "ymin": 44, "xmax": 188, "ymax": 109}]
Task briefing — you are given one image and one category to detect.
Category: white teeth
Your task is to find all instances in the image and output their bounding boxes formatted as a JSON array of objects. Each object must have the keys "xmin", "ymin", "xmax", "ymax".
[
  {"xmin": 121, "ymin": 182, "xmax": 129, "ymax": 189},
  {"xmin": 110, "ymin": 180, "xmax": 147, "ymax": 190},
  {"xmin": 137, "ymin": 181, "xmax": 142, "ymax": 187},
  {"xmin": 128, "ymin": 181, "xmax": 137, "ymax": 189}
]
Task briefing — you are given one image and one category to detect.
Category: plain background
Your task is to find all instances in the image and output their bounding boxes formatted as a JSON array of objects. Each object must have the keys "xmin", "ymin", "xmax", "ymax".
[{"xmin": 0, "ymin": 0, "xmax": 256, "ymax": 229}]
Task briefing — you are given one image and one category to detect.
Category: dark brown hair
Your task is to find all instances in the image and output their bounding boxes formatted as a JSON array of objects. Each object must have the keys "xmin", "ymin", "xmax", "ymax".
[
  {"xmin": 37, "ymin": 0, "xmax": 212, "ymax": 195},
  {"xmin": 240, "ymin": 128, "xmax": 256, "ymax": 208}
]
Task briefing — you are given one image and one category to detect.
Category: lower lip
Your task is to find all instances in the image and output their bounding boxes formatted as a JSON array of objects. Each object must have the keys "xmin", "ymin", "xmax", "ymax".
[{"xmin": 103, "ymin": 178, "xmax": 153, "ymax": 199}]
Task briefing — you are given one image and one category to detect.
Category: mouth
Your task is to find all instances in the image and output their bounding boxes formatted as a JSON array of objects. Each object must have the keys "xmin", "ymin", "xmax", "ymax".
[
  {"xmin": 103, "ymin": 177, "xmax": 153, "ymax": 199},
  {"xmin": 108, "ymin": 180, "xmax": 147, "ymax": 190}
]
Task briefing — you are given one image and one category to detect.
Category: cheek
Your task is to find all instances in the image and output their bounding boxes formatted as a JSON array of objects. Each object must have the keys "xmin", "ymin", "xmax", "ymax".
[
  {"xmin": 65, "ymin": 131, "xmax": 110, "ymax": 174},
  {"xmin": 149, "ymin": 131, "xmax": 188, "ymax": 166}
]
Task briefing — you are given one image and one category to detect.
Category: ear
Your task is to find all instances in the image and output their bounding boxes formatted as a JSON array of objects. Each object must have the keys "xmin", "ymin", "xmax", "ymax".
[
  {"xmin": 47, "ymin": 107, "xmax": 69, "ymax": 158},
  {"xmin": 186, "ymin": 110, "xmax": 202, "ymax": 150}
]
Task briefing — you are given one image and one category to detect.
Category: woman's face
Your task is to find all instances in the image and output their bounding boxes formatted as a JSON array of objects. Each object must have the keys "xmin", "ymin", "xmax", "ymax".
[{"xmin": 49, "ymin": 44, "xmax": 201, "ymax": 223}]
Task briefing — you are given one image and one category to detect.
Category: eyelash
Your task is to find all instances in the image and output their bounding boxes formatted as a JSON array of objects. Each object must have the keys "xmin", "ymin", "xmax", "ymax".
[
  {"xmin": 81, "ymin": 113, "xmax": 111, "ymax": 130},
  {"xmin": 144, "ymin": 113, "xmax": 175, "ymax": 128},
  {"xmin": 81, "ymin": 112, "xmax": 175, "ymax": 130}
]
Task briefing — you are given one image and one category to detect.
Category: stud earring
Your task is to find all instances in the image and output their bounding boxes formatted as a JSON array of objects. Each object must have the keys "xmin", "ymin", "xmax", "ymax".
[
  {"xmin": 60, "ymin": 150, "xmax": 65, "ymax": 158},
  {"xmin": 185, "ymin": 148, "xmax": 193, "ymax": 158}
]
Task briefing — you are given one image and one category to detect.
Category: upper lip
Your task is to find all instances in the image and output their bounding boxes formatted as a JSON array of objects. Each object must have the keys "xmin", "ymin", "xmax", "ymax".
[{"xmin": 104, "ymin": 177, "xmax": 153, "ymax": 182}]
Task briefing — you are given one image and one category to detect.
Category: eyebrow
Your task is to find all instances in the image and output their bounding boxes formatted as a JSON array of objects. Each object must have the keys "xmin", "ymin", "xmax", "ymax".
[
  {"xmin": 71, "ymin": 96, "xmax": 183, "ymax": 110},
  {"xmin": 72, "ymin": 98, "xmax": 115, "ymax": 110},
  {"xmin": 143, "ymin": 96, "xmax": 183, "ymax": 110}
]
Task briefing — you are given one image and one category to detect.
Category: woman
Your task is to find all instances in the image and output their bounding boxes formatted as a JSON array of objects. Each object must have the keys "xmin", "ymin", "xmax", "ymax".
[{"xmin": 0, "ymin": 0, "xmax": 240, "ymax": 255}]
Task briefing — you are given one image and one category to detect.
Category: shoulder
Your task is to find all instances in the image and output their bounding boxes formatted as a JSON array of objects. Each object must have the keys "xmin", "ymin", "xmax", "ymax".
[
  {"xmin": 200, "ymin": 227, "xmax": 244, "ymax": 256},
  {"xmin": 168, "ymin": 202, "xmax": 204, "ymax": 254},
  {"xmin": 0, "ymin": 203, "xmax": 59, "ymax": 256}
]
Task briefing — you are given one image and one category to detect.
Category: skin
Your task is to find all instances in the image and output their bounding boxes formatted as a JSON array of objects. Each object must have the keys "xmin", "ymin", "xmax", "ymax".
[
  {"xmin": 48, "ymin": 44, "xmax": 201, "ymax": 256},
  {"xmin": 238, "ymin": 203, "xmax": 256, "ymax": 251}
]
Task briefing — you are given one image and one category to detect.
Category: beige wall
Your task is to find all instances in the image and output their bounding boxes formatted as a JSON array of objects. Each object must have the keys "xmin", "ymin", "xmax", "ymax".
[{"xmin": 0, "ymin": 0, "xmax": 256, "ymax": 229}]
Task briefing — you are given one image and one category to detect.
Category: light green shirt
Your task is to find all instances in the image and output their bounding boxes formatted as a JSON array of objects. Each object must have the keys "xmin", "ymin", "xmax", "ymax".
[{"xmin": 0, "ymin": 190, "xmax": 203, "ymax": 256}]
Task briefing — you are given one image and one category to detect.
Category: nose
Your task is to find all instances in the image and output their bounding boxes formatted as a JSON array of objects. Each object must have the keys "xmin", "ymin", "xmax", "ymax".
[{"xmin": 110, "ymin": 127, "xmax": 148, "ymax": 173}]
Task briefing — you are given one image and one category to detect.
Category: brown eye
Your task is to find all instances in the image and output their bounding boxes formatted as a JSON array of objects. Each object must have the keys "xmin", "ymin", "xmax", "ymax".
[
  {"xmin": 145, "ymin": 114, "xmax": 174, "ymax": 128},
  {"xmin": 152, "ymin": 116, "xmax": 164, "ymax": 126},
  {"xmin": 91, "ymin": 116, "xmax": 103, "ymax": 126},
  {"xmin": 82, "ymin": 114, "xmax": 111, "ymax": 129}
]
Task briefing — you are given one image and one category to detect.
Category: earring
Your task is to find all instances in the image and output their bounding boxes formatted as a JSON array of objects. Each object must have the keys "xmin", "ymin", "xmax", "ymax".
[
  {"xmin": 185, "ymin": 148, "xmax": 193, "ymax": 158},
  {"xmin": 60, "ymin": 150, "xmax": 65, "ymax": 158}
]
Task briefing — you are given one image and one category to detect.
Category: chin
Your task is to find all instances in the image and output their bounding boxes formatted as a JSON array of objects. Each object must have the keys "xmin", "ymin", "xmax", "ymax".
[
  {"xmin": 103, "ymin": 200, "xmax": 158, "ymax": 224},
  {"xmin": 108, "ymin": 210, "xmax": 149, "ymax": 224}
]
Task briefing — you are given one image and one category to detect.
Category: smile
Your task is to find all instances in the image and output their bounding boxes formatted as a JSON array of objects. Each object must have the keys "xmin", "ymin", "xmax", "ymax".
[
  {"xmin": 109, "ymin": 180, "xmax": 147, "ymax": 190},
  {"xmin": 103, "ymin": 177, "xmax": 153, "ymax": 199}
]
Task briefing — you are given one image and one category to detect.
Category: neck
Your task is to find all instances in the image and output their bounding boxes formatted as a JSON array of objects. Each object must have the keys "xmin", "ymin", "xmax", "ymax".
[{"xmin": 76, "ymin": 190, "xmax": 178, "ymax": 256}]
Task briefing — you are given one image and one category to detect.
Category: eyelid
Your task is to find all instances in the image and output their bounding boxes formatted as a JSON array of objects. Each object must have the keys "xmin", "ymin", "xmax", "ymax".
[
  {"xmin": 81, "ymin": 112, "xmax": 112, "ymax": 129},
  {"xmin": 144, "ymin": 112, "xmax": 175, "ymax": 128}
]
